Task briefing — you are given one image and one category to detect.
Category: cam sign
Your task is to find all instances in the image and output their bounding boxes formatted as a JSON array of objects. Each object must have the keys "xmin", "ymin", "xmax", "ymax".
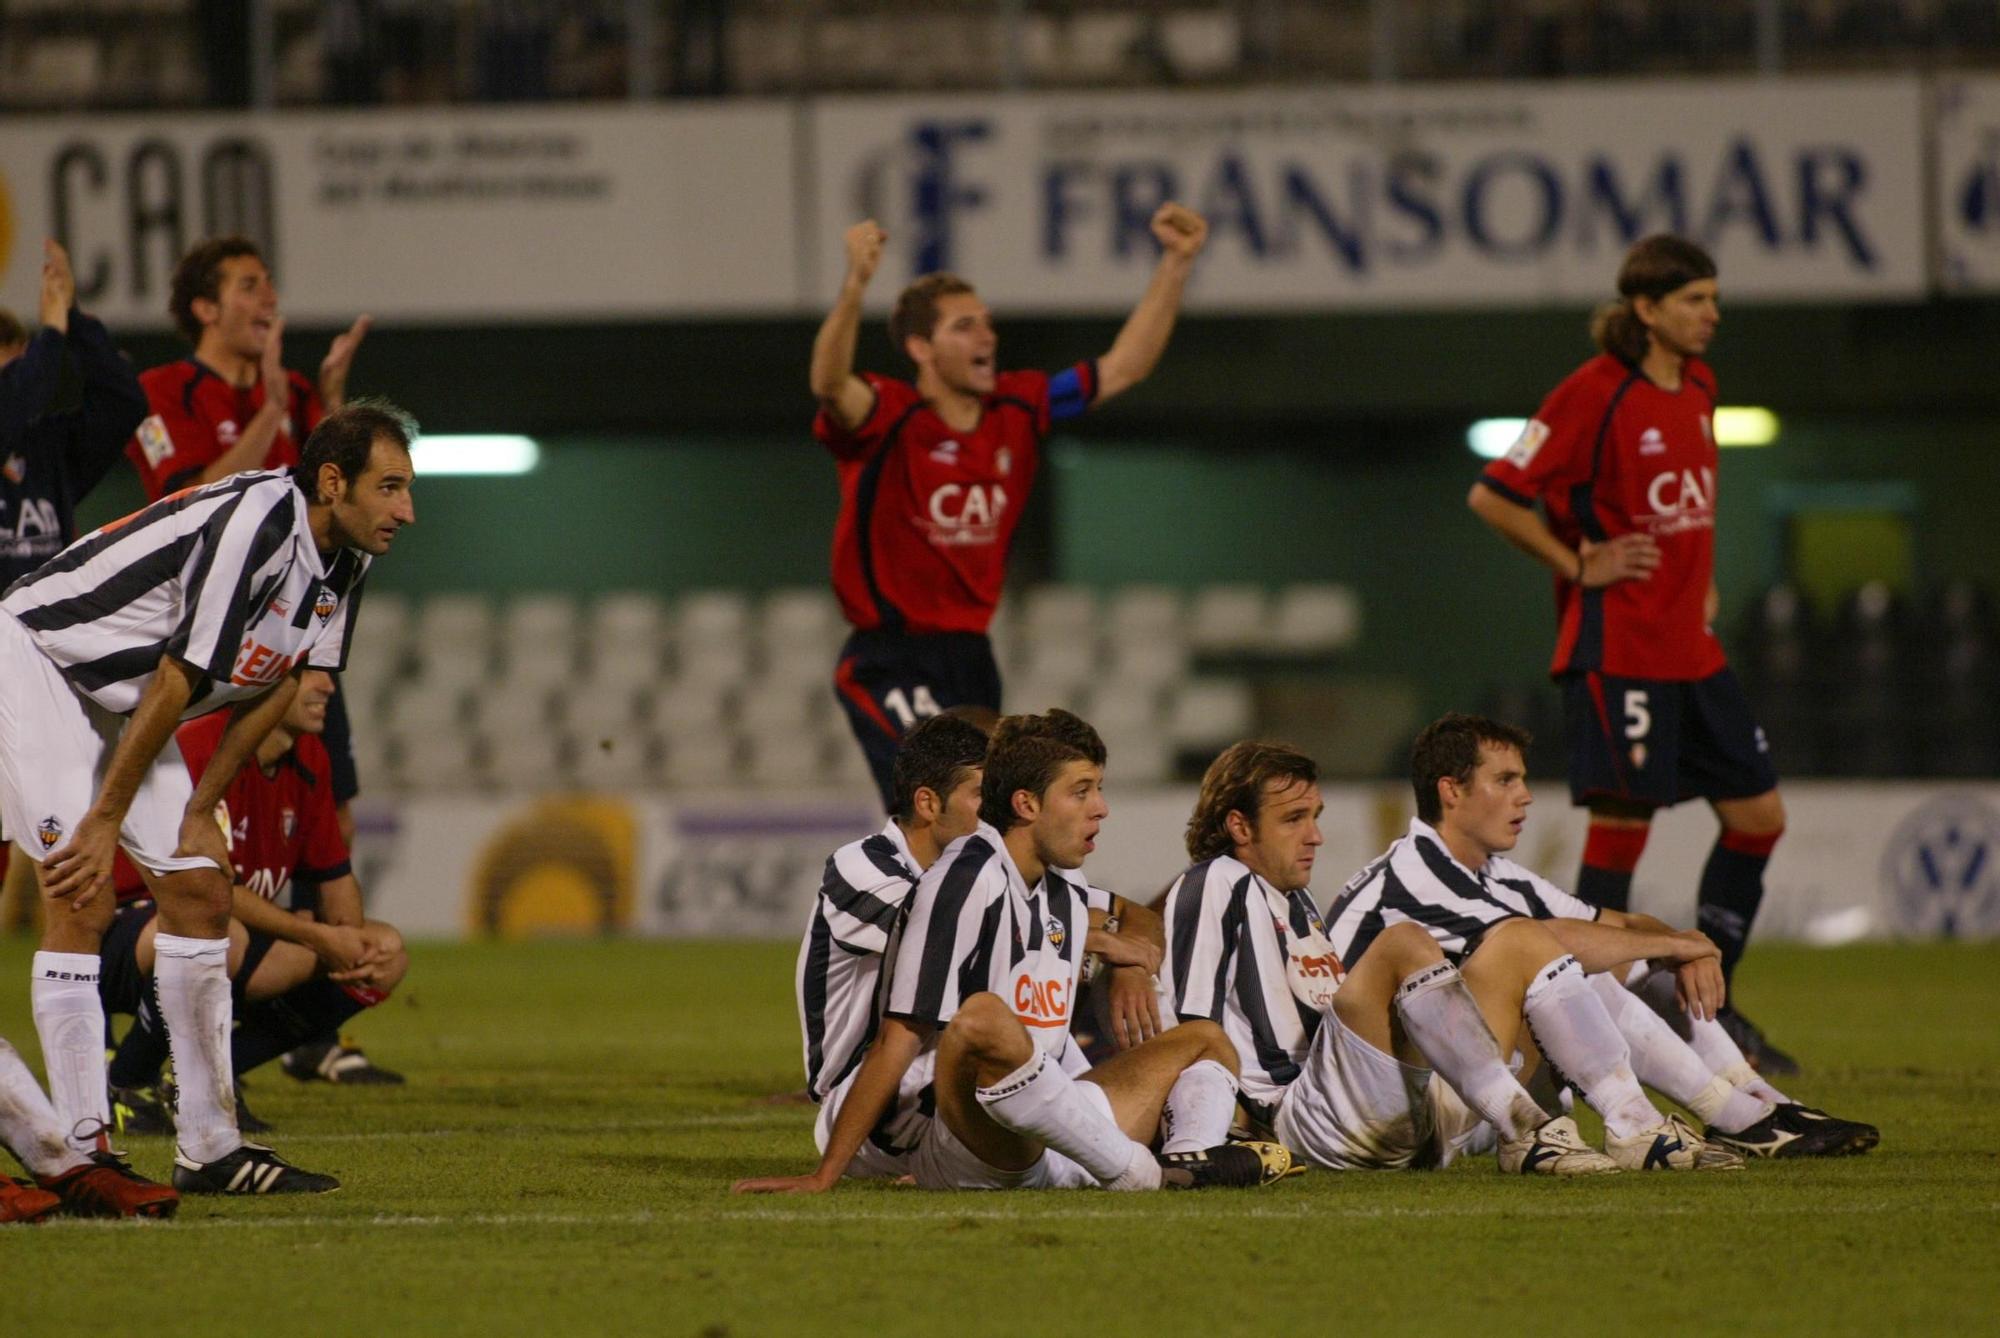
[{"xmin": 813, "ymin": 78, "xmax": 1926, "ymax": 311}]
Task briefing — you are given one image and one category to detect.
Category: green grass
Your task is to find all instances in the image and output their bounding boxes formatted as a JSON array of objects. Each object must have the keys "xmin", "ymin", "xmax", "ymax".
[{"xmin": 3, "ymin": 938, "xmax": 1997, "ymax": 1337}]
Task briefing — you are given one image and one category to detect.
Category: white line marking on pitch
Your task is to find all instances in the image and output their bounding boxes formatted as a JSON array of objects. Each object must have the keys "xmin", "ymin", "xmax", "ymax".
[
  {"xmin": 41, "ymin": 1199, "xmax": 1999, "ymax": 1232},
  {"xmin": 272, "ymin": 1111, "xmax": 801, "ymax": 1143}
]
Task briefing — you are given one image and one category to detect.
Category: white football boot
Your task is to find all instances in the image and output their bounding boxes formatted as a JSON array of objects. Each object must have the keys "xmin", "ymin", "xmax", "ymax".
[
  {"xmin": 1605, "ymin": 1112, "xmax": 1744, "ymax": 1171},
  {"xmin": 1498, "ymin": 1115, "xmax": 1621, "ymax": 1176}
]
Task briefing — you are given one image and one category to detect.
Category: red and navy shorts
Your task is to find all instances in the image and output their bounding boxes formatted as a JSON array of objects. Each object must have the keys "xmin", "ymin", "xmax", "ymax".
[
  {"xmin": 1560, "ymin": 666, "xmax": 1779, "ymax": 808},
  {"xmin": 833, "ymin": 629, "xmax": 1002, "ymax": 808}
]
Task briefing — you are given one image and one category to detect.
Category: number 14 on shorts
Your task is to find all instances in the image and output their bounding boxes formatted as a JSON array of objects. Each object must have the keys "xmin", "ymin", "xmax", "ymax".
[{"xmin": 883, "ymin": 684, "xmax": 941, "ymax": 728}]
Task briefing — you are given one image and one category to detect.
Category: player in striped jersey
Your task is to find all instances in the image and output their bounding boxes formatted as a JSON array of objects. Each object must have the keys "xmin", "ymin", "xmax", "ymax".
[
  {"xmin": 1167, "ymin": 740, "xmax": 1743, "ymax": 1174},
  {"xmin": 1326, "ymin": 714, "xmax": 1876, "ymax": 1159},
  {"xmin": 0, "ymin": 401, "xmax": 415, "ymax": 1196}
]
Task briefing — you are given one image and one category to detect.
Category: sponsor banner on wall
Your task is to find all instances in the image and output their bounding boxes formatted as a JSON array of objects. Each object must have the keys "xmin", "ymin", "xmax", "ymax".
[
  {"xmin": 352, "ymin": 782, "xmax": 2000, "ymax": 944},
  {"xmin": 0, "ymin": 104, "xmax": 798, "ymax": 327},
  {"xmin": 810, "ymin": 79, "xmax": 1926, "ymax": 312},
  {"xmin": 1934, "ymin": 76, "xmax": 2000, "ymax": 291}
]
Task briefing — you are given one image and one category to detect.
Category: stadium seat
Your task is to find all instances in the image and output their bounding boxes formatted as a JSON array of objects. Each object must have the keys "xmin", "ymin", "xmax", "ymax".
[
  {"xmin": 675, "ymin": 637, "xmax": 754, "ymax": 689},
  {"xmin": 737, "ymin": 681, "xmax": 819, "ymax": 737},
  {"xmin": 653, "ymin": 678, "xmax": 737, "ymax": 734},
  {"xmin": 588, "ymin": 638, "xmax": 667, "ymax": 694},
  {"xmin": 565, "ymin": 683, "xmax": 648, "ymax": 739},
  {"xmin": 418, "ymin": 594, "xmax": 496, "ymax": 653},
  {"xmin": 1105, "ymin": 585, "xmax": 1184, "ymax": 645},
  {"xmin": 391, "ymin": 729, "xmax": 482, "ymax": 792},
  {"xmin": 470, "ymin": 676, "xmax": 558, "ymax": 734},
  {"xmin": 354, "ymin": 591, "xmax": 412, "ymax": 655},
  {"xmin": 591, "ymin": 592, "xmax": 669, "ymax": 649},
  {"xmin": 1270, "ymin": 583, "xmax": 1361, "ymax": 654},
  {"xmin": 1013, "ymin": 639, "xmax": 1099, "ymax": 699},
  {"xmin": 677, "ymin": 590, "xmax": 753, "ymax": 646},
  {"xmin": 1165, "ymin": 678, "xmax": 1257, "ymax": 750},
  {"xmin": 1097, "ymin": 725, "xmax": 1171, "ymax": 784},
  {"xmin": 1074, "ymin": 682, "xmax": 1161, "ymax": 737},
  {"xmin": 483, "ymin": 729, "xmax": 570, "ymax": 791},
  {"xmin": 571, "ymin": 729, "xmax": 659, "ymax": 791},
  {"xmin": 1021, "ymin": 585, "xmax": 1099, "ymax": 643},
  {"xmin": 744, "ymin": 732, "xmax": 826, "ymax": 789},
  {"xmin": 383, "ymin": 681, "xmax": 468, "ymax": 732},
  {"xmin": 1187, "ymin": 585, "xmax": 1270, "ymax": 654},
  {"xmin": 502, "ymin": 594, "xmax": 580, "ymax": 648},
  {"xmin": 661, "ymin": 728, "xmax": 741, "ymax": 790},
  {"xmin": 1102, "ymin": 636, "xmax": 1190, "ymax": 691}
]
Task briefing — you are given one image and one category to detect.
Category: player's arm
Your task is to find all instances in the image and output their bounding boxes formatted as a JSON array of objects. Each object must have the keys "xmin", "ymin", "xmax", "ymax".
[
  {"xmin": 731, "ymin": 1016, "xmax": 930, "ymax": 1194},
  {"xmin": 1085, "ymin": 896, "xmax": 1166, "ymax": 1049},
  {"xmin": 0, "ymin": 243, "xmax": 71, "ymax": 437},
  {"xmin": 43, "ymin": 656, "xmax": 203, "ymax": 904},
  {"xmin": 1467, "ymin": 481, "xmax": 1660, "ymax": 588},
  {"xmin": 1093, "ymin": 203, "xmax": 1207, "ymax": 404},
  {"xmin": 194, "ymin": 317, "xmax": 292, "ymax": 485},
  {"xmin": 1536, "ymin": 916, "xmax": 1724, "ymax": 1020},
  {"xmin": 809, "ymin": 220, "xmax": 886, "ymax": 431},
  {"xmin": 310, "ymin": 871, "xmax": 402, "ymax": 985}
]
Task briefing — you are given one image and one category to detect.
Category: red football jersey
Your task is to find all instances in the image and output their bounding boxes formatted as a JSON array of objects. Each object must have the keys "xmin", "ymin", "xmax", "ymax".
[
  {"xmin": 111, "ymin": 713, "xmax": 350, "ymax": 904},
  {"xmin": 127, "ymin": 359, "xmax": 323, "ymax": 501},
  {"xmin": 1481, "ymin": 353, "xmax": 1727, "ymax": 681},
  {"xmin": 814, "ymin": 366, "xmax": 1092, "ymax": 635}
]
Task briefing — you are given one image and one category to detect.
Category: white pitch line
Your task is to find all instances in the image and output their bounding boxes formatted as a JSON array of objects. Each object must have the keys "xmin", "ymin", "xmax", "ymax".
[
  {"xmin": 269, "ymin": 1111, "xmax": 804, "ymax": 1143},
  {"xmin": 38, "ymin": 1199, "xmax": 2000, "ymax": 1232}
]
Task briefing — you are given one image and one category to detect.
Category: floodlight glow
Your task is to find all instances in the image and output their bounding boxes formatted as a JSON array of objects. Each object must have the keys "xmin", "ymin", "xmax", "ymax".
[
  {"xmin": 1467, "ymin": 418, "xmax": 1528, "ymax": 459},
  {"xmin": 1714, "ymin": 407, "xmax": 1779, "ymax": 447},
  {"xmin": 410, "ymin": 435, "xmax": 541, "ymax": 476}
]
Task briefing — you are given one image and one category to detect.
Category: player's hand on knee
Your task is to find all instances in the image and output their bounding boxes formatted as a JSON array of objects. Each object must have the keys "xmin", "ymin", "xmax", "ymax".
[
  {"xmin": 314, "ymin": 923, "xmax": 370, "ymax": 975},
  {"xmin": 1107, "ymin": 965, "xmax": 1163, "ymax": 1050},
  {"xmin": 1674, "ymin": 956, "xmax": 1726, "ymax": 1022},
  {"xmin": 44, "ymin": 813, "xmax": 119, "ymax": 907}
]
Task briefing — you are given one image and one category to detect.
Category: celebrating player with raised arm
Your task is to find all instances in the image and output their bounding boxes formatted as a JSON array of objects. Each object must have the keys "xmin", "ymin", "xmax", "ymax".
[
  {"xmin": 812, "ymin": 206, "xmax": 1207, "ymax": 807},
  {"xmin": 1466, "ymin": 233, "xmax": 1796, "ymax": 1072},
  {"xmin": 1, "ymin": 401, "xmax": 414, "ymax": 1197},
  {"xmin": 1166, "ymin": 739, "xmax": 1746, "ymax": 1175},
  {"xmin": 1323, "ymin": 714, "xmax": 1877, "ymax": 1160}
]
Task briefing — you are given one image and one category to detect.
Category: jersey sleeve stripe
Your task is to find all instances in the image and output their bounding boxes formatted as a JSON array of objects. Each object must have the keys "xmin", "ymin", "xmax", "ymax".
[
  {"xmin": 11, "ymin": 531, "xmax": 199, "ymax": 633},
  {"xmin": 1411, "ymin": 835, "xmax": 1519, "ymax": 913},
  {"xmin": 60, "ymin": 642, "xmax": 183, "ymax": 694},
  {"xmin": 899, "ymin": 843, "xmax": 989, "ymax": 1024},
  {"xmin": 1226, "ymin": 888, "xmax": 1302, "ymax": 1087},
  {"xmin": 801, "ymin": 909, "xmax": 836, "ymax": 1094},
  {"xmin": 1477, "ymin": 475, "xmax": 1535, "ymax": 508}
]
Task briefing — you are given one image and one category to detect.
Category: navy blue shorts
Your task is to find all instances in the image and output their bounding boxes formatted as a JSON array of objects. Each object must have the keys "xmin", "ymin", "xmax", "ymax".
[
  {"xmin": 833, "ymin": 629, "xmax": 1001, "ymax": 808},
  {"xmin": 1560, "ymin": 667, "xmax": 1779, "ymax": 808},
  {"xmin": 98, "ymin": 899, "xmax": 280, "ymax": 1014}
]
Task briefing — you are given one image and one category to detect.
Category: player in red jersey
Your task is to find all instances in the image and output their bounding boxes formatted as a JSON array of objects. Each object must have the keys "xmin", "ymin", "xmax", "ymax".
[
  {"xmin": 126, "ymin": 236, "xmax": 368, "ymax": 501},
  {"xmin": 812, "ymin": 205, "xmax": 1209, "ymax": 806},
  {"xmin": 98, "ymin": 669, "xmax": 408, "ymax": 1133},
  {"xmin": 1467, "ymin": 234, "xmax": 1796, "ymax": 1073}
]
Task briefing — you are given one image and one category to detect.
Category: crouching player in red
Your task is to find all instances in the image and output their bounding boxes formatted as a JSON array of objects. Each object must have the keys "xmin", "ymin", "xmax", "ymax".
[{"xmin": 99, "ymin": 669, "xmax": 408, "ymax": 1135}]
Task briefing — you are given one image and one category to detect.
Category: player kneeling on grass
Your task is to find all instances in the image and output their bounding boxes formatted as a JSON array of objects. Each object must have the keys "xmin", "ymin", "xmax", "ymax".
[
  {"xmin": 98, "ymin": 668, "xmax": 408, "ymax": 1135},
  {"xmin": 1323, "ymin": 714, "xmax": 1876, "ymax": 1160},
  {"xmin": 737, "ymin": 711, "xmax": 1290, "ymax": 1193},
  {"xmin": 1165, "ymin": 740, "xmax": 1749, "ymax": 1176}
]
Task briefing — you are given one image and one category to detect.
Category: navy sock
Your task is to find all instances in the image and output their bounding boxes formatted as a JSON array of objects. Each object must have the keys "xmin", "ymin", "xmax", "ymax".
[
  {"xmin": 1696, "ymin": 830, "xmax": 1780, "ymax": 986},
  {"xmin": 232, "ymin": 981, "xmax": 369, "ymax": 1077},
  {"xmin": 107, "ymin": 983, "xmax": 170, "ymax": 1089}
]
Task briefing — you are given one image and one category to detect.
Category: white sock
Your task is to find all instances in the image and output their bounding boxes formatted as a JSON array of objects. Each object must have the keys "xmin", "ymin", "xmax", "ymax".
[
  {"xmin": 1394, "ymin": 960, "xmax": 1548, "ymax": 1143},
  {"xmin": 152, "ymin": 934, "xmax": 240, "ymax": 1164},
  {"xmin": 0, "ymin": 1037, "xmax": 87, "ymax": 1176},
  {"xmin": 31, "ymin": 951, "xmax": 109, "ymax": 1152},
  {"xmin": 1588, "ymin": 973, "xmax": 1773, "ymax": 1133},
  {"xmin": 1635, "ymin": 968, "xmax": 1794, "ymax": 1105},
  {"xmin": 1717, "ymin": 1056, "xmax": 1791, "ymax": 1107},
  {"xmin": 1159, "ymin": 1059, "xmax": 1237, "ymax": 1155},
  {"xmin": 1521, "ymin": 955, "xmax": 1660, "ymax": 1141},
  {"xmin": 976, "ymin": 1049, "xmax": 1158, "ymax": 1190}
]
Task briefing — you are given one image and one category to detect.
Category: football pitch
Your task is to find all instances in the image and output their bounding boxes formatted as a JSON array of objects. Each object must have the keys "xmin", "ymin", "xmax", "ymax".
[{"xmin": 2, "ymin": 937, "xmax": 1996, "ymax": 1338}]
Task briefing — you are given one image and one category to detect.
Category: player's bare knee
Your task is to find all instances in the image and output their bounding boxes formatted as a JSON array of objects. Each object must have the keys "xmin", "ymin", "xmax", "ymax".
[
  {"xmin": 947, "ymin": 992, "xmax": 1028, "ymax": 1061},
  {"xmin": 1719, "ymin": 790, "xmax": 1786, "ymax": 838},
  {"xmin": 1480, "ymin": 915, "xmax": 1561, "ymax": 966},
  {"xmin": 1172, "ymin": 1018, "xmax": 1239, "ymax": 1075},
  {"xmin": 1378, "ymin": 921, "xmax": 1445, "ymax": 973}
]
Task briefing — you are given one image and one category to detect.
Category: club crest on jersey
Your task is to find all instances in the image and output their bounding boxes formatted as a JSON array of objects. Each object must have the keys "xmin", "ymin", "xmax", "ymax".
[
  {"xmin": 1506, "ymin": 419, "xmax": 1550, "ymax": 468},
  {"xmin": 35, "ymin": 816, "xmax": 63, "ymax": 850},
  {"xmin": 1045, "ymin": 916, "xmax": 1065, "ymax": 950},
  {"xmin": 1639, "ymin": 427, "xmax": 1667, "ymax": 456},
  {"xmin": 217, "ymin": 419, "xmax": 241, "ymax": 446},
  {"xmin": 928, "ymin": 439, "xmax": 963, "ymax": 464},
  {"xmin": 2, "ymin": 453, "xmax": 24, "ymax": 484},
  {"xmin": 995, "ymin": 446, "xmax": 1012, "ymax": 477},
  {"xmin": 136, "ymin": 415, "xmax": 173, "ymax": 468},
  {"xmin": 314, "ymin": 585, "xmax": 339, "ymax": 623},
  {"xmin": 281, "ymin": 807, "xmax": 297, "ymax": 840}
]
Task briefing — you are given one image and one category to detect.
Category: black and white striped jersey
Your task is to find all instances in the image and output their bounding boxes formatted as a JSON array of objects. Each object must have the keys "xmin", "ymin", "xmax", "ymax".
[
  {"xmin": 886, "ymin": 821, "xmax": 1091, "ymax": 1058},
  {"xmin": 1324, "ymin": 819, "xmax": 1600, "ymax": 967},
  {"xmin": 0, "ymin": 470, "xmax": 365, "ymax": 717},
  {"xmin": 796, "ymin": 819, "xmax": 923, "ymax": 1102},
  {"xmin": 1162, "ymin": 855, "xmax": 1332, "ymax": 1109}
]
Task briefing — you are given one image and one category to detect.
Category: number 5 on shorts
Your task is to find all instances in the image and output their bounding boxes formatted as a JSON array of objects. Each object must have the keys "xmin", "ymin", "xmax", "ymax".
[{"xmin": 1623, "ymin": 689, "xmax": 1652, "ymax": 740}]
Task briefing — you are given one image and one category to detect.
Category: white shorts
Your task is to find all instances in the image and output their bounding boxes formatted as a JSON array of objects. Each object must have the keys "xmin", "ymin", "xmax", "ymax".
[
  {"xmin": 0, "ymin": 612, "xmax": 217, "ymax": 878},
  {"xmin": 815, "ymin": 1048, "xmax": 937, "ymax": 1181},
  {"xmin": 908, "ymin": 1079, "xmax": 1110, "ymax": 1191},
  {"xmin": 1273, "ymin": 1011, "xmax": 1487, "ymax": 1171}
]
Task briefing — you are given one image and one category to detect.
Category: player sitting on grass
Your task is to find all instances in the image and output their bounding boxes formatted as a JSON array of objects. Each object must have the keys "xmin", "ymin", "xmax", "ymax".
[
  {"xmin": 98, "ymin": 668, "xmax": 408, "ymax": 1135},
  {"xmin": 737, "ymin": 710, "xmax": 1290, "ymax": 1192},
  {"xmin": 1166, "ymin": 739, "xmax": 1743, "ymax": 1175},
  {"xmin": 1, "ymin": 1034, "xmax": 178, "ymax": 1221},
  {"xmin": 1325, "ymin": 713, "xmax": 1877, "ymax": 1160}
]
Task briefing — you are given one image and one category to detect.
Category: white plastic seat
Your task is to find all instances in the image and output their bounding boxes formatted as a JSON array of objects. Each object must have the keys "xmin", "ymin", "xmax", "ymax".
[
  {"xmin": 1098, "ymin": 726, "xmax": 1172, "ymax": 785},
  {"xmin": 1074, "ymin": 683, "xmax": 1161, "ymax": 737},
  {"xmin": 1102, "ymin": 636, "xmax": 1190, "ymax": 691},
  {"xmin": 676, "ymin": 637, "xmax": 752, "ymax": 688},
  {"xmin": 469, "ymin": 676, "xmax": 557, "ymax": 734},
  {"xmin": 738, "ymin": 681, "xmax": 817, "ymax": 736},
  {"xmin": 653, "ymin": 678, "xmax": 736, "ymax": 734},
  {"xmin": 1270, "ymin": 583, "xmax": 1361, "ymax": 654},
  {"xmin": 571, "ymin": 729, "xmax": 659, "ymax": 790},
  {"xmin": 565, "ymin": 684, "xmax": 648, "ymax": 739},
  {"xmin": 661, "ymin": 728, "xmax": 741, "ymax": 790},
  {"xmin": 353, "ymin": 590, "xmax": 411, "ymax": 655},
  {"xmin": 591, "ymin": 592, "xmax": 669, "ymax": 648},
  {"xmin": 483, "ymin": 730, "xmax": 570, "ymax": 792},
  {"xmin": 1165, "ymin": 678, "xmax": 1257, "ymax": 750},
  {"xmin": 589, "ymin": 639, "xmax": 665, "ymax": 693},
  {"xmin": 744, "ymin": 732, "xmax": 826, "ymax": 789},
  {"xmin": 1187, "ymin": 585, "xmax": 1270, "ymax": 654},
  {"xmin": 383, "ymin": 681, "xmax": 467, "ymax": 732},
  {"xmin": 1015, "ymin": 640, "xmax": 1099, "ymax": 698},
  {"xmin": 502, "ymin": 593, "xmax": 580, "ymax": 648},
  {"xmin": 1106, "ymin": 585, "xmax": 1184, "ymax": 644},
  {"xmin": 1021, "ymin": 585, "xmax": 1099, "ymax": 642},
  {"xmin": 677, "ymin": 590, "xmax": 753, "ymax": 645},
  {"xmin": 391, "ymin": 729, "xmax": 482, "ymax": 792},
  {"xmin": 418, "ymin": 594, "xmax": 495, "ymax": 652}
]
